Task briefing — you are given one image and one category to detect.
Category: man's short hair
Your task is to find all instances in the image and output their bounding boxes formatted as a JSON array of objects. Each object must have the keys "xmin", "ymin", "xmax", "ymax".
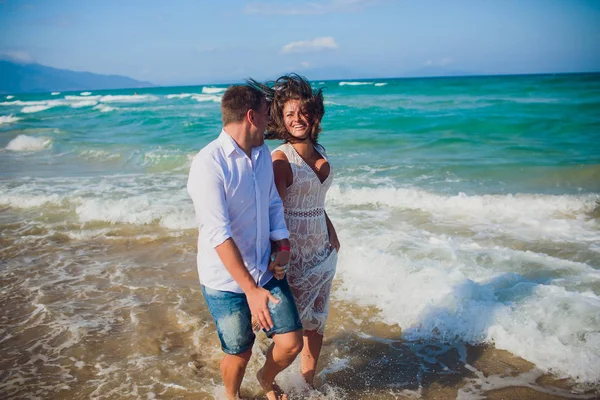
[{"xmin": 221, "ymin": 85, "xmax": 265, "ymax": 126}]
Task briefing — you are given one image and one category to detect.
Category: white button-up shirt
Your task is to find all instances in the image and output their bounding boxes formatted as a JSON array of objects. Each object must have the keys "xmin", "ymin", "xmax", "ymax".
[{"xmin": 187, "ymin": 130, "xmax": 289, "ymax": 293}]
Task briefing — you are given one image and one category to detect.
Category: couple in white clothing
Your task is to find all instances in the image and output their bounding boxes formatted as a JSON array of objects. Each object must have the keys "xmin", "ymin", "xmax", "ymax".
[{"xmin": 187, "ymin": 74, "xmax": 340, "ymax": 399}]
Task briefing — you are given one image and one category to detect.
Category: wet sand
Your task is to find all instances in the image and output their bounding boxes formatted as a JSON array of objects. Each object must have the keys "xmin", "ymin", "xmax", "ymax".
[{"xmin": 1, "ymin": 212, "xmax": 598, "ymax": 399}]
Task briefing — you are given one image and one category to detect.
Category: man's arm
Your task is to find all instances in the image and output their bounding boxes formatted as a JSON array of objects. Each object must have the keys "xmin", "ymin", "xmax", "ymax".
[
  {"xmin": 215, "ymin": 239, "xmax": 279, "ymax": 330},
  {"xmin": 187, "ymin": 153, "xmax": 278, "ymax": 330}
]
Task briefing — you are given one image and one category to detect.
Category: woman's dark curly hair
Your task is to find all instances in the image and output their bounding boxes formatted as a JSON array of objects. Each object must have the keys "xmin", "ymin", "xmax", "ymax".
[{"xmin": 248, "ymin": 74, "xmax": 324, "ymax": 143}]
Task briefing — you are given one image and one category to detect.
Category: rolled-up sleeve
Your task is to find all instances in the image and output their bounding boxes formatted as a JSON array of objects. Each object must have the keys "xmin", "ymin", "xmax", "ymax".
[
  {"xmin": 187, "ymin": 153, "xmax": 232, "ymax": 248},
  {"xmin": 267, "ymin": 165, "xmax": 289, "ymax": 241}
]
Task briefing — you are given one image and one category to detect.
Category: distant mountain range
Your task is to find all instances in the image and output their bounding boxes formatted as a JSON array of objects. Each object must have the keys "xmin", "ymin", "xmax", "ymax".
[{"xmin": 0, "ymin": 60, "xmax": 153, "ymax": 94}]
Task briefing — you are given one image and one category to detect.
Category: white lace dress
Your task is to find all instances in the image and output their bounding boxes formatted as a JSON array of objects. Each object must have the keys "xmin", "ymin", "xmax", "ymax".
[{"xmin": 274, "ymin": 142, "xmax": 338, "ymax": 335}]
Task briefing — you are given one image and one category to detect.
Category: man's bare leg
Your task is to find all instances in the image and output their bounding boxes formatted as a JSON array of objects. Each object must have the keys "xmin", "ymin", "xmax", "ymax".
[
  {"xmin": 221, "ymin": 348, "xmax": 253, "ymax": 400},
  {"xmin": 257, "ymin": 329, "xmax": 303, "ymax": 400},
  {"xmin": 300, "ymin": 329, "xmax": 324, "ymax": 388}
]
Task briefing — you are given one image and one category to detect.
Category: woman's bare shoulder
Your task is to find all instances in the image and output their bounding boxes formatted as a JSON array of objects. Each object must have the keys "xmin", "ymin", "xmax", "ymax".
[{"xmin": 272, "ymin": 148, "xmax": 290, "ymax": 162}]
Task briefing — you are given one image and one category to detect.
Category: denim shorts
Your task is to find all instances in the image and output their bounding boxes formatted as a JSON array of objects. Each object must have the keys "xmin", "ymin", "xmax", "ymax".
[{"xmin": 201, "ymin": 277, "xmax": 302, "ymax": 355}]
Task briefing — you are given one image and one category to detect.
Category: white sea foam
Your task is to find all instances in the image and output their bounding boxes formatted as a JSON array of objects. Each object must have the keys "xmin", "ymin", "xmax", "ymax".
[
  {"xmin": 1, "ymin": 100, "xmax": 43, "ymax": 106},
  {"xmin": 339, "ymin": 81, "xmax": 374, "ymax": 86},
  {"xmin": 3, "ymin": 173, "xmax": 599, "ymax": 387},
  {"xmin": 328, "ymin": 185, "xmax": 600, "ymax": 243},
  {"xmin": 329, "ymin": 185, "xmax": 600, "ymax": 386},
  {"xmin": 80, "ymin": 92, "xmax": 92, "ymax": 96},
  {"xmin": 18, "ymin": 99, "xmax": 68, "ymax": 113},
  {"xmin": 99, "ymin": 94, "xmax": 159, "ymax": 103},
  {"xmin": 78, "ymin": 149, "xmax": 121, "ymax": 161},
  {"xmin": 6, "ymin": 95, "xmax": 14, "ymax": 99},
  {"xmin": 374, "ymin": 82, "xmax": 388, "ymax": 86},
  {"xmin": 51, "ymin": 92, "xmax": 60, "ymax": 96},
  {"xmin": 0, "ymin": 175, "xmax": 196, "ymax": 230},
  {"xmin": 191, "ymin": 94, "xmax": 221, "ymax": 103},
  {"xmin": 201, "ymin": 87, "xmax": 226, "ymax": 94},
  {"xmin": 0, "ymin": 114, "xmax": 21, "ymax": 125},
  {"xmin": 92, "ymin": 104, "xmax": 115, "ymax": 112},
  {"xmin": 5, "ymin": 135, "xmax": 52, "ymax": 151},
  {"xmin": 166, "ymin": 93, "xmax": 193, "ymax": 99},
  {"xmin": 21, "ymin": 105, "xmax": 52, "ymax": 113},
  {"xmin": 64, "ymin": 95, "xmax": 102, "ymax": 101},
  {"xmin": 71, "ymin": 100, "xmax": 98, "ymax": 108}
]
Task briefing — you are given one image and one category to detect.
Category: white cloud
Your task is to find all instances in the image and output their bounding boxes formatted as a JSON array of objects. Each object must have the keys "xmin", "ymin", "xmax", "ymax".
[
  {"xmin": 245, "ymin": 0, "xmax": 378, "ymax": 15},
  {"xmin": 281, "ymin": 37, "xmax": 339, "ymax": 54},
  {"xmin": 0, "ymin": 50, "xmax": 36, "ymax": 64},
  {"xmin": 300, "ymin": 61, "xmax": 313, "ymax": 69}
]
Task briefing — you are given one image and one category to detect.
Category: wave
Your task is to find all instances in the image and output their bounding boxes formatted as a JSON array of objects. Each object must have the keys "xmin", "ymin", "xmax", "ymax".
[
  {"xmin": 374, "ymin": 82, "xmax": 387, "ymax": 87},
  {"xmin": 51, "ymin": 92, "xmax": 60, "ymax": 96},
  {"xmin": 328, "ymin": 185, "xmax": 599, "ymax": 243},
  {"xmin": 64, "ymin": 95, "xmax": 101, "ymax": 101},
  {"xmin": 166, "ymin": 93, "xmax": 193, "ymax": 99},
  {"xmin": 335, "ymin": 229, "xmax": 600, "ymax": 384},
  {"xmin": 0, "ymin": 175, "xmax": 195, "ymax": 230},
  {"xmin": 5, "ymin": 135, "xmax": 52, "ymax": 151},
  {"xmin": 2, "ymin": 175, "xmax": 598, "ymax": 385},
  {"xmin": 6, "ymin": 95, "xmax": 14, "ymax": 99},
  {"xmin": 329, "ymin": 186, "xmax": 600, "ymax": 385},
  {"xmin": 201, "ymin": 87, "xmax": 226, "ymax": 94},
  {"xmin": 77, "ymin": 149, "xmax": 122, "ymax": 161},
  {"xmin": 1, "ymin": 100, "xmax": 48, "ymax": 106},
  {"xmin": 339, "ymin": 81, "xmax": 374, "ymax": 86},
  {"xmin": 21, "ymin": 105, "xmax": 55, "ymax": 113},
  {"xmin": 15, "ymin": 99, "xmax": 67, "ymax": 113},
  {"xmin": 93, "ymin": 104, "xmax": 115, "ymax": 112},
  {"xmin": 80, "ymin": 92, "xmax": 92, "ymax": 96},
  {"xmin": 0, "ymin": 114, "xmax": 21, "ymax": 125},
  {"xmin": 99, "ymin": 94, "xmax": 159, "ymax": 103},
  {"xmin": 191, "ymin": 94, "xmax": 221, "ymax": 103},
  {"xmin": 70, "ymin": 100, "xmax": 98, "ymax": 108}
]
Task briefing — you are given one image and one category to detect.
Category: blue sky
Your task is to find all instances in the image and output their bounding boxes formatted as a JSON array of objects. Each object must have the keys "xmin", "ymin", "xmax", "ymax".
[{"xmin": 1, "ymin": 0, "xmax": 599, "ymax": 85}]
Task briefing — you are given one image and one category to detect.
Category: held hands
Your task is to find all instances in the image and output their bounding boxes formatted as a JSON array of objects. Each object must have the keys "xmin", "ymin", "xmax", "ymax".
[
  {"xmin": 250, "ymin": 246, "xmax": 290, "ymax": 331},
  {"xmin": 269, "ymin": 248, "xmax": 290, "ymax": 280}
]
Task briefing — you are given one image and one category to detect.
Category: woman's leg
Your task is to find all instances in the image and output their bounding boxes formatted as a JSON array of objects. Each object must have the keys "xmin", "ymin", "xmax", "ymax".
[{"xmin": 301, "ymin": 329, "xmax": 324, "ymax": 387}]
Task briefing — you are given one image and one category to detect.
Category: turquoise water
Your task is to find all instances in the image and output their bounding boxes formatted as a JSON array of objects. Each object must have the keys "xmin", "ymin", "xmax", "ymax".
[
  {"xmin": 1, "ymin": 74, "xmax": 599, "ymax": 193},
  {"xmin": 1, "ymin": 74, "xmax": 599, "ymax": 398}
]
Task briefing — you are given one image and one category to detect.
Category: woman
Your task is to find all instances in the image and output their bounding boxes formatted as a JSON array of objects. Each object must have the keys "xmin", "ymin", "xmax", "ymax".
[{"xmin": 260, "ymin": 74, "xmax": 340, "ymax": 388}]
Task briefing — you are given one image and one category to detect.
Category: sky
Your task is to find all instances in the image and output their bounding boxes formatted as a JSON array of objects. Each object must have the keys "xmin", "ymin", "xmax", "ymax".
[{"xmin": 1, "ymin": 0, "xmax": 599, "ymax": 86}]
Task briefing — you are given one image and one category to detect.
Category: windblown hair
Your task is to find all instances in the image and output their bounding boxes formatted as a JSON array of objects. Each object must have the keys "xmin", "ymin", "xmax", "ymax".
[
  {"xmin": 248, "ymin": 74, "xmax": 324, "ymax": 143},
  {"xmin": 220, "ymin": 84, "xmax": 264, "ymax": 126}
]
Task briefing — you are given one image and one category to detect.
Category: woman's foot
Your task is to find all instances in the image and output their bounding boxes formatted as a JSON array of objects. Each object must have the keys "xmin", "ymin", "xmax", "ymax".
[{"xmin": 256, "ymin": 368, "xmax": 288, "ymax": 400}]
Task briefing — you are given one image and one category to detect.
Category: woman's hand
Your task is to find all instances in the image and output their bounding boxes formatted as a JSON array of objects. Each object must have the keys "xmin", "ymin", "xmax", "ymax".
[
  {"xmin": 269, "ymin": 249, "xmax": 290, "ymax": 280},
  {"xmin": 328, "ymin": 228, "xmax": 340, "ymax": 252}
]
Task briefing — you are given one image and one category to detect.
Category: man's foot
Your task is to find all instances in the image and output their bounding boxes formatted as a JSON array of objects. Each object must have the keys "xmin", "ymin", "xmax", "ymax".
[{"xmin": 256, "ymin": 368, "xmax": 288, "ymax": 400}]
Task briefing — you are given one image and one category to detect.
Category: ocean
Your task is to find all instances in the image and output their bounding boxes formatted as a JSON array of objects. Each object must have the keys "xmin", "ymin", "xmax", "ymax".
[{"xmin": 1, "ymin": 73, "xmax": 599, "ymax": 399}]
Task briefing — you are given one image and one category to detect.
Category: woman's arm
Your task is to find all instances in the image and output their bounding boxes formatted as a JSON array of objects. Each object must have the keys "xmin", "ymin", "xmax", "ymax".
[
  {"xmin": 271, "ymin": 150, "xmax": 293, "ymax": 199},
  {"xmin": 325, "ymin": 211, "xmax": 340, "ymax": 252}
]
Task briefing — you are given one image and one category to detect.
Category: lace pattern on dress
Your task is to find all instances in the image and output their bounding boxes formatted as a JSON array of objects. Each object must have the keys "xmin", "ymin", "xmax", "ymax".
[{"xmin": 273, "ymin": 142, "xmax": 337, "ymax": 335}]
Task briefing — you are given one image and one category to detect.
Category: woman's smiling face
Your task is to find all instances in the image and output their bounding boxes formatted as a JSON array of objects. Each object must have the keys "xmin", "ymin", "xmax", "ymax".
[{"xmin": 283, "ymin": 99, "xmax": 310, "ymax": 140}]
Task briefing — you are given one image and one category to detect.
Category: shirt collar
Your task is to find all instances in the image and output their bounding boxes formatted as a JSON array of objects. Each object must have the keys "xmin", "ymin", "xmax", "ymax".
[{"xmin": 219, "ymin": 129, "xmax": 263, "ymax": 158}]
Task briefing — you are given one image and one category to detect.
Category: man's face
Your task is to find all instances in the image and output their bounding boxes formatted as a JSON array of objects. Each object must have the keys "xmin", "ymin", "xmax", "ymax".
[{"xmin": 250, "ymin": 98, "xmax": 269, "ymax": 147}]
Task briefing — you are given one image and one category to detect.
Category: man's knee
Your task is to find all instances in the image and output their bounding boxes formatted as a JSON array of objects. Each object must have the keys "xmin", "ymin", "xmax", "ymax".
[
  {"xmin": 222, "ymin": 347, "xmax": 253, "ymax": 369},
  {"xmin": 276, "ymin": 329, "xmax": 304, "ymax": 355}
]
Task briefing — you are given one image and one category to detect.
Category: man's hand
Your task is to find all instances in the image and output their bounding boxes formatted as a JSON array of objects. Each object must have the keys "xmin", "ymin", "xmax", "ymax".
[{"xmin": 246, "ymin": 286, "xmax": 279, "ymax": 330}]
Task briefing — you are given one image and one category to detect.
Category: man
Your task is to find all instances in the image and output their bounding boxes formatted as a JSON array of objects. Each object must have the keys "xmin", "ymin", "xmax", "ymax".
[{"xmin": 187, "ymin": 84, "xmax": 303, "ymax": 400}]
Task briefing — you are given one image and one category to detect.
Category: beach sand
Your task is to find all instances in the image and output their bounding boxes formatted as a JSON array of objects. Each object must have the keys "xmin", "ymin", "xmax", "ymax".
[{"xmin": 1, "ymin": 212, "xmax": 598, "ymax": 399}]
